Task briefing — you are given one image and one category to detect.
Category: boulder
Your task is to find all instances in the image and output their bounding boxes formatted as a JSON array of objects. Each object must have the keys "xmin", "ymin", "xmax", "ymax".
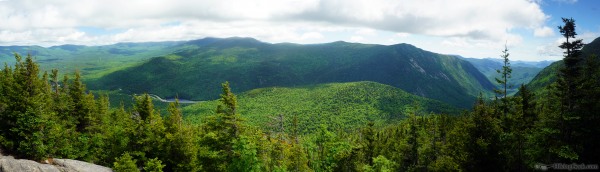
[
  {"xmin": 0, "ymin": 156, "xmax": 60, "ymax": 172},
  {"xmin": 0, "ymin": 155, "xmax": 112, "ymax": 172},
  {"xmin": 53, "ymin": 159, "xmax": 112, "ymax": 172}
]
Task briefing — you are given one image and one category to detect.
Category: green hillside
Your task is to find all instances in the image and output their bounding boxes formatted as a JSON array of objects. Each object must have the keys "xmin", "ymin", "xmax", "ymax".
[
  {"xmin": 0, "ymin": 41, "xmax": 181, "ymax": 79},
  {"xmin": 89, "ymin": 37, "xmax": 495, "ymax": 108},
  {"xmin": 183, "ymin": 81, "xmax": 459, "ymax": 133},
  {"xmin": 526, "ymin": 37, "xmax": 600, "ymax": 93},
  {"xmin": 463, "ymin": 57, "xmax": 546, "ymax": 95}
]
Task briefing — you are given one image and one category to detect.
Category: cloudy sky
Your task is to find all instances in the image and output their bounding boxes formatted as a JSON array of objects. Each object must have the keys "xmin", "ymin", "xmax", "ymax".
[{"xmin": 0, "ymin": 0, "xmax": 599, "ymax": 61}]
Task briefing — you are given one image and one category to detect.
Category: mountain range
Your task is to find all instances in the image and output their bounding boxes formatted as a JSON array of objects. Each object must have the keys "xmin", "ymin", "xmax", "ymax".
[
  {"xmin": 1, "ymin": 37, "xmax": 560, "ymax": 108},
  {"xmin": 461, "ymin": 57, "xmax": 553, "ymax": 95},
  {"xmin": 83, "ymin": 37, "xmax": 495, "ymax": 108}
]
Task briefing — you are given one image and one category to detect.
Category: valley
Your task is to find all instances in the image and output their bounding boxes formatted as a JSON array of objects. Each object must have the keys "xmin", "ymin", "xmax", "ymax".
[
  {"xmin": 2, "ymin": 26, "xmax": 599, "ymax": 172},
  {"xmin": 3, "ymin": 1, "xmax": 600, "ymax": 171},
  {"xmin": 3, "ymin": 37, "xmax": 496, "ymax": 108}
]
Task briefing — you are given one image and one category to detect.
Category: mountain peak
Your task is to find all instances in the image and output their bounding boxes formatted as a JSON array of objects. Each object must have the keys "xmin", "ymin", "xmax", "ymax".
[{"xmin": 185, "ymin": 37, "xmax": 264, "ymax": 46}]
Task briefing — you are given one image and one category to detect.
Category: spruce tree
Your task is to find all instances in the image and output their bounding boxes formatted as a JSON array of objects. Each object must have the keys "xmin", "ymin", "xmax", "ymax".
[
  {"xmin": 199, "ymin": 81, "xmax": 244, "ymax": 171},
  {"xmin": 0, "ymin": 54, "xmax": 53, "ymax": 160},
  {"xmin": 532, "ymin": 17, "xmax": 585, "ymax": 163},
  {"xmin": 114, "ymin": 153, "xmax": 140, "ymax": 172},
  {"xmin": 494, "ymin": 45, "xmax": 512, "ymax": 116},
  {"xmin": 578, "ymin": 54, "xmax": 600, "ymax": 162}
]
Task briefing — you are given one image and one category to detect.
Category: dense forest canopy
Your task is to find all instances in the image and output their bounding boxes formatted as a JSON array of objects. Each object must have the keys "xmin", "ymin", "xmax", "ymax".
[{"xmin": 0, "ymin": 18, "xmax": 599, "ymax": 172}]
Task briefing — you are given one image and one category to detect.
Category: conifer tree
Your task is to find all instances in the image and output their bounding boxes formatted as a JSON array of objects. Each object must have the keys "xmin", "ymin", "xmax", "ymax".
[
  {"xmin": 163, "ymin": 100, "xmax": 201, "ymax": 172},
  {"xmin": 69, "ymin": 71, "xmax": 98, "ymax": 132},
  {"xmin": 494, "ymin": 45, "xmax": 512, "ymax": 116},
  {"xmin": 114, "ymin": 153, "xmax": 140, "ymax": 172},
  {"xmin": 288, "ymin": 114, "xmax": 309, "ymax": 172},
  {"xmin": 0, "ymin": 54, "xmax": 52, "ymax": 160},
  {"xmin": 143, "ymin": 158, "xmax": 165, "ymax": 172},
  {"xmin": 518, "ymin": 84, "xmax": 536, "ymax": 126},
  {"xmin": 577, "ymin": 54, "xmax": 600, "ymax": 162},
  {"xmin": 199, "ymin": 81, "xmax": 245, "ymax": 171},
  {"xmin": 217, "ymin": 81, "xmax": 241, "ymax": 137},
  {"xmin": 137, "ymin": 94, "xmax": 166, "ymax": 162}
]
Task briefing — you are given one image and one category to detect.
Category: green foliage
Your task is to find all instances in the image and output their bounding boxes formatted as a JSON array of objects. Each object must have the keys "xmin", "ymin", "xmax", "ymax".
[
  {"xmin": 1, "ymin": 33, "xmax": 599, "ymax": 172},
  {"xmin": 230, "ymin": 136, "xmax": 262, "ymax": 172},
  {"xmin": 90, "ymin": 38, "xmax": 493, "ymax": 108},
  {"xmin": 525, "ymin": 60, "xmax": 563, "ymax": 96},
  {"xmin": 464, "ymin": 57, "xmax": 547, "ymax": 96},
  {"xmin": 363, "ymin": 155, "xmax": 396, "ymax": 172},
  {"xmin": 185, "ymin": 81, "xmax": 459, "ymax": 134},
  {"xmin": 114, "ymin": 153, "xmax": 140, "ymax": 172},
  {"xmin": 197, "ymin": 81, "xmax": 246, "ymax": 171},
  {"xmin": 163, "ymin": 100, "xmax": 201, "ymax": 172},
  {"xmin": 494, "ymin": 46, "xmax": 512, "ymax": 116},
  {"xmin": 445, "ymin": 98, "xmax": 504, "ymax": 171},
  {"xmin": 525, "ymin": 35, "xmax": 600, "ymax": 97},
  {"xmin": 0, "ymin": 54, "xmax": 52, "ymax": 160},
  {"xmin": 529, "ymin": 18, "xmax": 586, "ymax": 163},
  {"xmin": 0, "ymin": 41, "xmax": 181, "ymax": 80},
  {"xmin": 526, "ymin": 18, "xmax": 600, "ymax": 165},
  {"xmin": 143, "ymin": 158, "xmax": 165, "ymax": 172}
]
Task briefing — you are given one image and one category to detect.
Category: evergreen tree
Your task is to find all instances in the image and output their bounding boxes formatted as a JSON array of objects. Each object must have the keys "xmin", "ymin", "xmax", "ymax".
[
  {"xmin": 69, "ymin": 71, "xmax": 97, "ymax": 132},
  {"xmin": 0, "ymin": 54, "xmax": 52, "ymax": 160},
  {"xmin": 198, "ymin": 81, "xmax": 245, "ymax": 171},
  {"xmin": 518, "ymin": 84, "xmax": 536, "ymax": 127},
  {"xmin": 494, "ymin": 45, "xmax": 512, "ymax": 116},
  {"xmin": 217, "ymin": 81, "xmax": 241, "ymax": 137},
  {"xmin": 532, "ymin": 17, "xmax": 585, "ymax": 163},
  {"xmin": 163, "ymin": 100, "xmax": 201, "ymax": 172},
  {"xmin": 363, "ymin": 155, "xmax": 395, "ymax": 172},
  {"xmin": 143, "ymin": 158, "xmax": 165, "ymax": 172},
  {"xmin": 288, "ymin": 114, "xmax": 310, "ymax": 172},
  {"xmin": 132, "ymin": 94, "xmax": 166, "ymax": 166},
  {"xmin": 114, "ymin": 153, "xmax": 140, "ymax": 172},
  {"xmin": 446, "ymin": 95, "xmax": 503, "ymax": 171},
  {"xmin": 577, "ymin": 54, "xmax": 600, "ymax": 162}
]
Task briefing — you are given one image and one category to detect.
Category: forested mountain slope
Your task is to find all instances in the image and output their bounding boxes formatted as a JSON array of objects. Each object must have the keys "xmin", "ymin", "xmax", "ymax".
[
  {"xmin": 183, "ymin": 81, "xmax": 459, "ymax": 133},
  {"xmin": 526, "ymin": 36, "xmax": 600, "ymax": 93},
  {"xmin": 0, "ymin": 42, "xmax": 181, "ymax": 78},
  {"xmin": 90, "ymin": 37, "xmax": 495, "ymax": 108},
  {"xmin": 463, "ymin": 57, "xmax": 549, "ymax": 95}
]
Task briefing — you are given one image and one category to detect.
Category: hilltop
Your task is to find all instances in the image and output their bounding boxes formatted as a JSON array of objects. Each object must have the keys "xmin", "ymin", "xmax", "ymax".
[
  {"xmin": 87, "ymin": 37, "xmax": 495, "ymax": 108},
  {"xmin": 183, "ymin": 81, "xmax": 459, "ymax": 133}
]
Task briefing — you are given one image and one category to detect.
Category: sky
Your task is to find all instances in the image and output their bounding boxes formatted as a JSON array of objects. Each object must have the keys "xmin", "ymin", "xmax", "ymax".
[{"xmin": 0, "ymin": 0, "xmax": 599, "ymax": 61}]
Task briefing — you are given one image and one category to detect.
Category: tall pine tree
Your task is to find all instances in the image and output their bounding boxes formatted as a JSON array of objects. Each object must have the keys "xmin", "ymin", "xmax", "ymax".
[
  {"xmin": 533, "ymin": 17, "xmax": 585, "ymax": 163},
  {"xmin": 494, "ymin": 45, "xmax": 512, "ymax": 117}
]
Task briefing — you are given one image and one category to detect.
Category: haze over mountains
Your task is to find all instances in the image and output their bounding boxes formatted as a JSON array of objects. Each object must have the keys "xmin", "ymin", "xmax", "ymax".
[{"xmin": 461, "ymin": 57, "xmax": 553, "ymax": 95}]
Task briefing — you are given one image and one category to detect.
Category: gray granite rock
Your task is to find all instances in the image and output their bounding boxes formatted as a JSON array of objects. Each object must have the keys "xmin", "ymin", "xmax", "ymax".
[
  {"xmin": 0, "ymin": 155, "xmax": 112, "ymax": 172},
  {"xmin": 53, "ymin": 159, "xmax": 112, "ymax": 172}
]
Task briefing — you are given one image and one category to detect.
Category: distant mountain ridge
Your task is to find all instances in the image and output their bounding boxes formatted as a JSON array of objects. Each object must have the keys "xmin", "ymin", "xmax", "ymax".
[
  {"xmin": 88, "ymin": 37, "xmax": 495, "ymax": 108},
  {"xmin": 461, "ymin": 57, "xmax": 552, "ymax": 94},
  {"xmin": 0, "ymin": 41, "xmax": 182, "ymax": 78}
]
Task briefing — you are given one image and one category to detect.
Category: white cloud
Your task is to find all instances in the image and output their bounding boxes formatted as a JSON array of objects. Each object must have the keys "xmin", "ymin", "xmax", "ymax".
[
  {"xmin": 355, "ymin": 28, "xmax": 376, "ymax": 36},
  {"xmin": 300, "ymin": 32, "xmax": 324, "ymax": 40},
  {"xmin": 0, "ymin": 0, "xmax": 549, "ymax": 45},
  {"xmin": 350, "ymin": 36, "xmax": 364, "ymax": 42},
  {"xmin": 395, "ymin": 33, "xmax": 410, "ymax": 38},
  {"xmin": 534, "ymin": 26, "xmax": 554, "ymax": 37},
  {"xmin": 0, "ymin": 0, "xmax": 568, "ymax": 61}
]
